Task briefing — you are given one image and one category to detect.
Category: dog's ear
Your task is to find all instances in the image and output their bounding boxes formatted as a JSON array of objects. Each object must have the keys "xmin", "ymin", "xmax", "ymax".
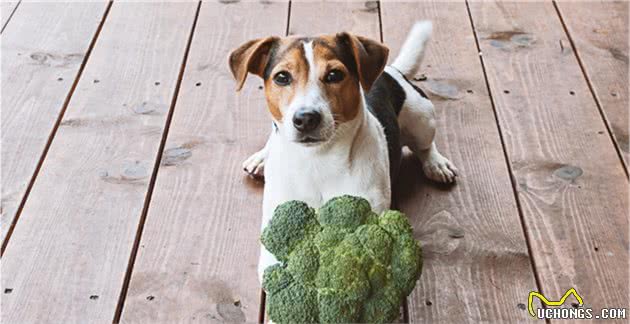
[
  {"xmin": 336, "ymin": 33, "xmax": 389, "ymax": 92},
  {"xmin": 228, "ymin": 37, "xmax": 278, "ymax": 91}
]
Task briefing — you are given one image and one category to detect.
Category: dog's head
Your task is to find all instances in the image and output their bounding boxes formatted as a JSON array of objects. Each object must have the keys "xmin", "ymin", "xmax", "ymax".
[{"xmin": 229, "ymin": 34, "xmax": 388, "ymax": 145}]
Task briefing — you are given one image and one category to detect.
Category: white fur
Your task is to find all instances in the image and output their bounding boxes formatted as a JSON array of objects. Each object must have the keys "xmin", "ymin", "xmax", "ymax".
[{"xmin": 391, "ymin": 20, "xmax": 433, "ymax": 78}]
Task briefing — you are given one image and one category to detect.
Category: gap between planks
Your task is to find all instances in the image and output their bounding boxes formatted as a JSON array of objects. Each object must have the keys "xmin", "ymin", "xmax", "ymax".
[
  {"xmin": 0, "ymin": 0, "xmax": 21, "ymax": 34},
  {"xmin": 551, "ymin": 0, "xmax": 629, "ymax": 178},
  {"xmin": 112, "ymin": 1, "xmax": 202, "ymax": 322},
  {"xmin": 0, "ymin": 1, "xmax": 114, "ymax": 256}
]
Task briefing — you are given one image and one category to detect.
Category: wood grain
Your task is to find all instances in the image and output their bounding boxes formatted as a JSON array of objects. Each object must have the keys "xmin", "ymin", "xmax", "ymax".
[
  {"xmin": 288, "ymin": 0, "xmax": 380, "ymax": 38},
  {"xmin": 1, "ymin": 2, "xmax": 198, "ymax": 323},
  {"xmin": 469, "ymin": 0, "xmax": 629, "ymax": 317},
  {"xmin": 381, "ymin": 1, "xmax": 540, "ymax": 322},
  {"xmin": 1, "ymin": 1, "xmax": 19, "ymax": 32},
  {"xmin": 1, "ymin": 2, "xmax": 107, "ymax": 245},
  {"xmin": 119, "ymin": 2, "xmax": 288, "ymax": 323},
  {"xmin": 555, "ymin": 0, "xmax": 629, "ymax": 171}
]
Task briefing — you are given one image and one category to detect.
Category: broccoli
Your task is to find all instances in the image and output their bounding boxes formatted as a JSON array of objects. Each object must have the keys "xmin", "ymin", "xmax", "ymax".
[{"xmin": 261, "ymin": 195, "xmax": 423, "ymax": 324}]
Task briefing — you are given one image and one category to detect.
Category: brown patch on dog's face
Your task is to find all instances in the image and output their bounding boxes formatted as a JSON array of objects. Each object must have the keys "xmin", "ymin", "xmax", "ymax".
[
  {"xmin": 311, "ymin": 36, "xmax": 362, "ymax": 123},
  {"xmin": 263, "ymin": 38, "xmax": 309, "ymax": 121}
]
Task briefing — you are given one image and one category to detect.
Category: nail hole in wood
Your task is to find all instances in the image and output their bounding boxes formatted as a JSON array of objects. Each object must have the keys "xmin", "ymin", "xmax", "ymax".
[
  {"xmin": 89, "ymin": 295, "xmax": 99, "ymax": 300},
  {"xmin": 569, "ymin": 91, "xmax": 575, "ymax": 95},
  {"xmin": 503, "ymin": 90, "xmax": 510, "ymax": 94},
  {"xmin": 611, "ymin": 92, "xmax": 618, "ymax": 97},
  {"xmin": 196, "ymin": 82, "xmax": 202, "ymax": 87},
  {"xmin": 594, "ymin": 246, "xmax": 599, "ymax": 251},
  {"xmin": 146, "ymin": 295, "xmax": 155, "ymax": 301},
  {"xmin": 466, "ymin": 89, "xmax": 473, "ymax": 94},
  {"xmin": 155, "ymin": 81, "xmax": 160, "ymax": 86},
  {"xmin": 93, "ymin": 79, "xmax": 100, "ymax": 84},
  {"xmin": 4, "ymin": 288, "xmax": 13, "ymax": 294},
  {"xmin": 57, "ymin": 77, "xmax": 63, "ymax": 81},
  {"xmin": 425, "ymin": 300, "xmax": 432, "ymax": 306}
]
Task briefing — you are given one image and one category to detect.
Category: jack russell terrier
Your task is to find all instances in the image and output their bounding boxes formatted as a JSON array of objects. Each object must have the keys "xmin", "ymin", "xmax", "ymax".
[{"xmin": 229, "ymin": 21, "xmax": 458, "ymax": 282}]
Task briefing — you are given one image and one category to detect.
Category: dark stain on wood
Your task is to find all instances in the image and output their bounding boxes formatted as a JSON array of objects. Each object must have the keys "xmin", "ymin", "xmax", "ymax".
[
  {"xmin": 424, "ymin": 79, "xmax": 462, "ymax": 100},
  {"xmin": 553, "ymin": 164, "xmax": 583, "ymax": 181},
  {"xmin": 609, "ymin": 47, "xmax": 629, "ymax": 64},
  {"xmin": 29, "ymin": 52, "xmax": 84, "ymax": 67},
  {"xmin": 611, "ymin": 124, "xmax": 629, "ymax": 153},
  {"xmin": 362, "ymin": 1, "xmax": 378, "ymax": 13},
  {"xmin": 132, "ymin": 102, "xmax": 168, "ymax": 115},
  {"xmin": 216, "ymin": 302, "xmax": 246, "ymax": 322},
  {"xmin": 486, "ymin": 30, "xmax": 535, "ymax": 50},
  {"xmin": 161, "ymin": 147, "xmax": 192, "ymax": 166},
  {"xmin": 59, "ymin": 118, "xmax": 87, "ymax": 127},
  {"xmin": 100, "ymin": 161, "xmax": 150, "ymax": 184},
  {"xmin": 487, "ymin": 30, "xmax": 527, "ymax": 41},
  {"xmin": 448, "ymin": 228, "xmax": 465, "ymax": 239}
]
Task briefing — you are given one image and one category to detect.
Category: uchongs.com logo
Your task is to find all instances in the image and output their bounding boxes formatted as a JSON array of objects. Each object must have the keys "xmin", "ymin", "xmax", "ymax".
[{"xmin": 528, "ymin": 288, "xmax": 627, "ymax": 320}]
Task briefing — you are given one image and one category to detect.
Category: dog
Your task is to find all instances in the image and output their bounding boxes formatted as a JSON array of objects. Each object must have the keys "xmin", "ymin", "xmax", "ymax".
[{"xmin": 229, "ymin": 21, "xmax": 458, "ymax": 282}]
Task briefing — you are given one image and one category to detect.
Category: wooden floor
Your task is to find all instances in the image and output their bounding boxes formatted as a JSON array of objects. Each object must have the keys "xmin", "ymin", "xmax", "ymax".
[{"xmin": 1, "ymin": 1, "xmax": 628, "ymax": 323}]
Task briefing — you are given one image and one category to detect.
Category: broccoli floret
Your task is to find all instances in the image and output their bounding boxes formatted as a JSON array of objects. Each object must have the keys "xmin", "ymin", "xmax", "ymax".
[
  {"xmin": 261, "ymin": 196, "xmax": 423, "ymax": 324},
  {"xmin": 261, "ymin": 200, "xmax": 320, "ymax": 263},
  {"xmin": 318, "ymin": 195, "xmax": 372, "ymax": 230},
  {"xmin": 263, "ymin": 265, "xmax": 319, "ymax": 323}
]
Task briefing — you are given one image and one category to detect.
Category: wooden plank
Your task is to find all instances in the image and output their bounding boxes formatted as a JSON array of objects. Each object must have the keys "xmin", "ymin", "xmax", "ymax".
[
  {"xmin": 119, "ymin": 2, "xmax": 288, "ymax": 323},
  {"xmin": 469, "ymin": 1, "xmax": 629, "ymax": 315},
  {"xmin": 381, "ymin": 1, "xmax": 539, "ymax": 322},
  {"xmin": 1, "ymin": 2, "xmax": 198, "ymax": 323},
  {"xmin": 1, "ymin": 2, "xmax": 107, "ymax": 246},
  {"xmin": 288, "ymin": 0, "xmax": 380, "ymax": 38},
  {"xmin": 1, "ymin": 1, "xmax": 19, "ymax": 31},
  {"xmin": 555, "ymin": 0, "xmax": 629, "ymax": 171}
]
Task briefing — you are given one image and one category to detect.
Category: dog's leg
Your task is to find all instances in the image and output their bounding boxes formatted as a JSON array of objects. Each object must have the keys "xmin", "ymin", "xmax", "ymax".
[
  {"xmin": 398, "ymin": 92, "xmax": 458, "ymax": 183},
  {"xmin": 242, "ymin": 127, "xmax": 273, "ymax": 178}
]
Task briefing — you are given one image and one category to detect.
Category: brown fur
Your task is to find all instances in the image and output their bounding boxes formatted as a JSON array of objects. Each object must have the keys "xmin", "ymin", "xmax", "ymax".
[
  {"xmin": 263, "ymin": 38, "xmax": 309, "ymax": 121},
  {"xmin": 312, "ymin": 37, "xmax": 361, "ymax": 122}
]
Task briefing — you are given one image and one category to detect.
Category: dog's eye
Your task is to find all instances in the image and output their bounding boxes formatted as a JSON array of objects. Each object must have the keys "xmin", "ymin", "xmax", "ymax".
[
  {"xmin": 273, "ymin": 71, "xmax": 292, "ymax": 86},
  {"xmin": 324, "ymin": 69, "xmax": 344, "ymax": 83}
]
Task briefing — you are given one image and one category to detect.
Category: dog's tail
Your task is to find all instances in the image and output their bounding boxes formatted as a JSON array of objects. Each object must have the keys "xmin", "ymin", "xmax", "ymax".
[{"xmin": 390, "ymin": 21, "xmax": 433, "ymax": 78}]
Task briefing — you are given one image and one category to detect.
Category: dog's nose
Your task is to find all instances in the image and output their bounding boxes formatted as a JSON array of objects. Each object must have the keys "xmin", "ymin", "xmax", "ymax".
[{"xmin": 292, "ymin": 109, "xmax": 321, "ymax": 132}]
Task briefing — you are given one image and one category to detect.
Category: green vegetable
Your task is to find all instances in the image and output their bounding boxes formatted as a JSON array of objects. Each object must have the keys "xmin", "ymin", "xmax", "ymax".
[{"xmin": 261, "ymin": 195, "xmax": 423, "ymax": 324}]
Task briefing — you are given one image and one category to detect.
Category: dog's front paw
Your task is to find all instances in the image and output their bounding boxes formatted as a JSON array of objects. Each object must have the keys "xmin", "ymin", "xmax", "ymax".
[
  {"xmin": 423, "ymin": 152, "xmax": 458, "ymax": 183},
  {"xmin": 243, "ymin": 150, "xmax": 266, "ymax": 179}
]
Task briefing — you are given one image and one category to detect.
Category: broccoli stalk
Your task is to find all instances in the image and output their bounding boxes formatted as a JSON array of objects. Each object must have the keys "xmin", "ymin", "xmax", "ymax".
[{"xmin": 261, "ymin": 195, "xmax": 423, "ymax": 324}]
